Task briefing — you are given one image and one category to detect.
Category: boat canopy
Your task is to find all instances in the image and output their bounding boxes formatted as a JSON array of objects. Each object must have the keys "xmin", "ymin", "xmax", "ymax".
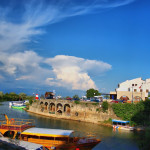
[
  {"xmin": 21, "ymin": 127, "xmax": 74, "ymax": 137},
  {"xmin": 112, "ymin": 119, "xmax": 130, "ymax": 124}
]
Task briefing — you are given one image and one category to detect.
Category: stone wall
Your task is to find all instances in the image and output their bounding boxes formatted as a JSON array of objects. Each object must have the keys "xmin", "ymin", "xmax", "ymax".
[{"xmin": 29, "ymin": 99, "xmax": 119, "ymax": 124}]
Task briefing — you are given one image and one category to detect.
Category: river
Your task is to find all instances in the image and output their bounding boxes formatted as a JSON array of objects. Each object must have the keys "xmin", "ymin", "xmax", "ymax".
[{"xmin": 0, "ymin": 102, "xmax": 149, "ymax": 150}]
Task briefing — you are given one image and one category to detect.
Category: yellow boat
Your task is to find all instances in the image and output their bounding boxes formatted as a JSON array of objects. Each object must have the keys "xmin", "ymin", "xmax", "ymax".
[{"xmin": 0, "ymin": 114, "xmax": 101, "ymax": 150}]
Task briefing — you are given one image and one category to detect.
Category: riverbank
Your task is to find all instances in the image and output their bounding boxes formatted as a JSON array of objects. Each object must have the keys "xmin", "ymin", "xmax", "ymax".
[
  {"xmin": 27, "ymin": 108, "xmax": 147, "ymax": 131},
  {"xmin": 28, "ymin": 99, "xmax": 120, "ymax": 124}
]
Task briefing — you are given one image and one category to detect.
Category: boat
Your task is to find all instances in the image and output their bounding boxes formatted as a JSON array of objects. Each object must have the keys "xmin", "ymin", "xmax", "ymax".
[
  {"xmin": 9, "ymin": 101, "xmax": 26, "ymax": 109},
  {"xmin": 0, "ymin": 114, "xmax": 101, "ymax": 150},
  {"xmin": 112, "ymin": 119, "xmax": 134, "ymax": 131}
]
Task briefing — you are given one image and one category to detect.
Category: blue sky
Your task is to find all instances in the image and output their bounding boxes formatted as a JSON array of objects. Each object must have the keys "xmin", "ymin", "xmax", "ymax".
[{"xmin": 0, "ymin": 0, "xmax": 150, "ymax": 96}]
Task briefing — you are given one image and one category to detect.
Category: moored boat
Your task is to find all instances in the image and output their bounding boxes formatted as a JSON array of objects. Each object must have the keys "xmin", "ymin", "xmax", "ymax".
[
  {"xmin": 10, "ymin": 101, "xmax": 26, "ymax": 109},
  {"xmin": 112, "ymin": 119, "xmax": 134, "ymax": 131},
  {"xmin": 0, "ymin": 114, "xmax": 101, "ymax": 150}
]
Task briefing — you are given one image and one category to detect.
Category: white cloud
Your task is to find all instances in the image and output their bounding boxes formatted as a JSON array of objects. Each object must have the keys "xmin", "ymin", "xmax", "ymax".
[
  {"xmin": 15, "ymin": 75, "xmax": 33, "ymax": 81},
  {"xmin": 0, "ymin": 51, "xmax": 43, "ymax": 75},
  {"xmin": 0, "ymin": 0, "xmax": 134, "ymax": 91},
  {"xmin": 0, "ymin": 0, "xmax": 136, "ymax": 52},
  {"xmin": 45, "ymin": 55, "xmax": 111, "ymax": 90},
  {"xmin": 0, "ymin": 52, "xmax": 111, "ymax": 91}
]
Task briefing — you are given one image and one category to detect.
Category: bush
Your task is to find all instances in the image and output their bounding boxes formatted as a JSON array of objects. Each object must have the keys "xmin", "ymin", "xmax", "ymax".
[
  {"xmin": 102, "ymin": 101, "xmax": 108, "ymax": 112},
  {"xmin": 29, "ymin": 99, "xmax": 33, "ymax": 105},
  {"xmin": 112, "ymin": 101, "xmax": 150, "ymax": 126},
  {"xmin": 74, "ymin": 100, "xmax": 80, "ymax": 104}
]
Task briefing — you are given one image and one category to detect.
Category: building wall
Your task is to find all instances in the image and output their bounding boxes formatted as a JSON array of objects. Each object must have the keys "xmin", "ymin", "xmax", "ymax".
[
  {"xmin": 116, "ymin": 78, "xmax": 150, "ymax": 98},
  {"xmin": 117, "ymin": 91, "xmax": 145, "ymax": 100}
]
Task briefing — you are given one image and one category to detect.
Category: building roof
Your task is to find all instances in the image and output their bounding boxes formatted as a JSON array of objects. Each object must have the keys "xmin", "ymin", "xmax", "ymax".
[
  {"xmin": 112, "ymin": 119, "xmax": 129, "ymax": 124},
  {"xmin": 21, "ymin": 127, "xmax": 74, "ymax": 137},
  {"xmin": 45, "ymin": 92, "xmax": 55, "ymax": 95}
]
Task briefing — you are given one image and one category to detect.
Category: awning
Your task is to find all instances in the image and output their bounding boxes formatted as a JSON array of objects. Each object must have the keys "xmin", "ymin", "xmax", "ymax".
[
  {"xmin": 112, "ymin": 119, "xmax": 130, "ymax": 124},
  {"xmin": 21, "ymin": 127, "xmax": 74, "ymax": 137}
]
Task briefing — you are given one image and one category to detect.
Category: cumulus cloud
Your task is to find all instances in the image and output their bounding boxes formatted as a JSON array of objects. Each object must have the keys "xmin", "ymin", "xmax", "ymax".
[
  {"xmin": 45, "ymin": 55, "xmax": 111, "ymax": 90},
  {"xmin": 0, "ymin": 52, "xmax": 111, "ymax": 91},
  {"xmin": 0, "ymin": 51, "xmax": 43, "ymax": 75},
  {"xmin": 0, "ymin": 51, "xmax": 54, "ymax": 86}
]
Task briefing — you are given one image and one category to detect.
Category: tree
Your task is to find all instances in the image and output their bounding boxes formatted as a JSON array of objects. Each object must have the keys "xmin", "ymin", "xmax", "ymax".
[
  {"xmin": 73, "ymin": 95, "xmax": 80, "ymax": 100},
  {"xmin": 19, "ymin": 93, "xmax": 27, "ymax": 100},
  {"xmin": 9, "ymin": 92, "xmax": 19, "ymax": 101},
  {"xmin": 0, "ymin": 91, "xmax": 3, "ymax": 96},
  {"xmin": 86, "ymin": 88, "xmax": 101, "ymax": 99}
]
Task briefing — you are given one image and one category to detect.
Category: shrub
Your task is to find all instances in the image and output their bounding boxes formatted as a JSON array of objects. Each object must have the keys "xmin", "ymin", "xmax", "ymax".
[
  {"xmin": 29, "ymin": 99, "xmax": 33, "ymax": 105},
  {"xmin": 74, "ymin": 100, "xmax": 80, "ymax": 104},
  {"xmin": 102, "ymin": 101, "xmax": 108, "ymax": 112},
  {"xmin": 112, "ymin": 101, "xmax": 150, "ymax": 126}
]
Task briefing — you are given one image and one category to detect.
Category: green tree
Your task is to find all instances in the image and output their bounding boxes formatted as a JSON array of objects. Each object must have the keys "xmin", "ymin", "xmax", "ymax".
[
  {"xmin": 9, "ymin": 92, "xmax": 19, "ymax": 101},
  {"xmin": 0, "ymin": 91, "xmax": 3, "ymax": 96},
  {"xmin": 86, "ymin": 88, "xmax": 101, "ymax": 99},
  {"xmin": 0, "ymin": 91, "xmax": 3, "ymax": 102},
  {"xmin": 73, "ymin": 95, "xmax": 80, "ymax": 100},
  {"xmin": 19, "ymin": 93, "xmax": 27, "ymax": 100}
]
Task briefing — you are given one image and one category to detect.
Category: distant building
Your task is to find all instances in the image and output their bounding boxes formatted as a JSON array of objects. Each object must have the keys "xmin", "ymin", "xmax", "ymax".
[
  {"xmin": 45, "ymin": 92, "xmax": 55, "ymax": 99},
  {"xmin": 110, "ymin": 78, "xmax": 150, "ymax": 101}
]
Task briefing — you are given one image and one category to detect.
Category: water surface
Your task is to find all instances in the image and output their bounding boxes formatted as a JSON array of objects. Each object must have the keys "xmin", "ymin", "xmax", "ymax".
[{"xmin": 0, "ymin": 102, "xmax": 148, "ymax": 150}]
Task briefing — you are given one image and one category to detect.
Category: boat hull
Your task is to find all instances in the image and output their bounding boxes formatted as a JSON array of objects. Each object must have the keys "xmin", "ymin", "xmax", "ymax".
[
  {"xmin": 113, "ymin": 125, "xmax": 134, "ymax": 131},
  {"xmin": 11, "ymin": 106, "xmax": 26, "ymax": 109},
  {"xmin": 26, "ymin": 138, "xmax": 101, "ymax": 150}
]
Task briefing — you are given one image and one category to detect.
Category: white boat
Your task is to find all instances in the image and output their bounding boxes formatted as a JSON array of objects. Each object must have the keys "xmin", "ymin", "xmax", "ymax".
[
  {"xmin": 9, "ymin": 101, "xmax": 26, "ymax": 109},
  {"xmin": 9, "ymin": 101, "xmax": 24, "ymax": 107},
  {"xmin": 112, "ymin": 119, "xmax": 134, "ymax": 131}
]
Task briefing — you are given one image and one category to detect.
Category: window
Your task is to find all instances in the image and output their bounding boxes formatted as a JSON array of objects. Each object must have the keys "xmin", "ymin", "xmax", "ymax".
[
  {"xmin": 134, "ymin": 89, "xmax": 137, "ymax": 92},
  {"xmin": 132, "ymin": 84, "xmax": 134, "ymax": 86},
  {"xmin": 128, "ymin": 88, "xmax": 130, "ymax": 92},
  {"xmin": 140, "ymin": 89, "xmax": 143, "ymax": 92},
  {"xmin": 146, "ymin": 89, "xmax": 149, "ymax": 93}
]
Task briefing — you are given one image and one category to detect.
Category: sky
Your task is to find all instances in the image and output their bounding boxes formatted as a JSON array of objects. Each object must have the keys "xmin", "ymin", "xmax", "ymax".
[{"xmin": 0, "ymin": 0, "xmax": 150, "ymax": 97}]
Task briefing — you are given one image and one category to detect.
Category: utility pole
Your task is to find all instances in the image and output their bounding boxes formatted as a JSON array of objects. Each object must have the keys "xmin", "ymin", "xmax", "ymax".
[{"xmin": 132, "ymin": 85, "xmax": 134, "ymax": 104}]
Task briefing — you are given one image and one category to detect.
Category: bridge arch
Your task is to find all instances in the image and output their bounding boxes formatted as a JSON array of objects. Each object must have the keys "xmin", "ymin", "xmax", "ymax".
[
  {"xmin": 40, "ymin": 101, "xmax": 43, "ymax": 105},
  {"xmin": 57, "ymin": 103, "xmax": 63, "ymax": 115},
  {"xmin": 49, "ymin": 102, "xmax": 55, "ymax": 113},
  {"xmin": 64, "ymin": 104, "xmax": 71, "ymax": 115},
  {"xmin": 44, "ymin": 102, "xmax": 48, "ymax": 110},
  {"xmin": 40, "ymin": 101, "xmax": 44, "ymax": 112}
]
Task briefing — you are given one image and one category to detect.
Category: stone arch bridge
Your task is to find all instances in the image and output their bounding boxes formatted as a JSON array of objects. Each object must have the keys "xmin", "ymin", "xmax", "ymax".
[
  {"xmin": 38, "ymin": 99, "xmax": 72, "ymax": 116},
  {"xmin": 30, "ymin": 99, "xmax": 118, "ymax": 123}
]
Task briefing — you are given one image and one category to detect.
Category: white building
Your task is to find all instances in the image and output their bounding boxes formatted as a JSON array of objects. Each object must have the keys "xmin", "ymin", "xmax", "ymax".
[{"xmin": 110, "ymin": 78, "xmax": 150, "ymax": 101}]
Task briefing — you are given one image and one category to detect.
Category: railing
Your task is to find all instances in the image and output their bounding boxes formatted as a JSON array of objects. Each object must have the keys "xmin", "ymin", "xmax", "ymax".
[{"xmin": 0, "ymin": 118, "xmax": 35, "ymax": 132}]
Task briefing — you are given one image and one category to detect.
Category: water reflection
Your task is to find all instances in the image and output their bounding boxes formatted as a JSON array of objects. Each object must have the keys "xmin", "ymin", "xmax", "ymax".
[{"xmin": 0, "ymin": 102, "xmax": 142, "ymax": 150}]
